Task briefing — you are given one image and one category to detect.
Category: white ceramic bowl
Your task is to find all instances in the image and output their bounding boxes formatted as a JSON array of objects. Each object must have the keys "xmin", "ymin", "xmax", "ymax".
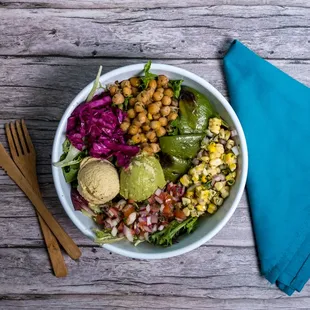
[{"xmin": 52, "ymin": 63, "xmax": 248, "ymax": 259}]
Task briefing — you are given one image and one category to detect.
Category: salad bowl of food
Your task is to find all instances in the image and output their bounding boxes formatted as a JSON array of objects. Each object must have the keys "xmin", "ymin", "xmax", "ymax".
[{"xmin": 52, "ymin": 61, "xmax": 248, "ymax": 259}]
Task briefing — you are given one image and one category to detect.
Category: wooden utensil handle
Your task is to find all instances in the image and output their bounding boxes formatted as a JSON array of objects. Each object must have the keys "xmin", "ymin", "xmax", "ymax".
[
  {"xmin": 0, "ymin": 144, "xmax": 81, "ymax": 260},
  {"xmin": 29, "ymin": 172, "xmax": 68, "ymax": 277}
]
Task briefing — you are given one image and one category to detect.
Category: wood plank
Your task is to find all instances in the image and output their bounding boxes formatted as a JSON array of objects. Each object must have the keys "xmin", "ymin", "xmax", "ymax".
[
  {"xmin": 1, "ymin": 294, "xmax": 310, "ymax": 310},
  {"xmin": 2, "ymin": 0, "xmax": 310, "ymax": 10},
  {"xmin": 0, "ymin": 5, "xmax": 310, "ymax": 59},
  {"xmin": 1, "ymin": 246, "xmax": 307, "ymax": 300}
]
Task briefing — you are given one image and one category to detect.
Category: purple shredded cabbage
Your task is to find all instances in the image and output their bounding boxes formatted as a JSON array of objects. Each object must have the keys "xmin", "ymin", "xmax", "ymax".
[{"xmin": 66, "ymin": 92, "xmax": 139, "ymax": 167}]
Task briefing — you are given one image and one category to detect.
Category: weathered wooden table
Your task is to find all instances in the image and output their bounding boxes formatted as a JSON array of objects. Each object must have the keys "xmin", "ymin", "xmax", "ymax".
[{"xmin": 0, "ymin": 1, "xmax": 309, "ymax": 309}]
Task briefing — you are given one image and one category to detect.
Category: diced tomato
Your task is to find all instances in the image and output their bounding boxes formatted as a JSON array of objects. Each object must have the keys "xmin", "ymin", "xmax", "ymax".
[
  {"xmin": 174, "ymin": 209, "xmax": 187, "ymax": 221},
  {"xmin": 123, "ymin": 204, "xmax": 135, "ymax": 218},
  {"xmin": 162, "ymin": 204, "xmax": 174, "ymax": 218},
  {"xmin": 128, "ymin": 199, "xmax": 135, "ymax": 204},
  {"xmin": 118, "ymin": 222, "xmax": 124, "ymax": 232},
  {"xmin": 96, "ymin": 214, "xmax": 105, "ymax": 225}
]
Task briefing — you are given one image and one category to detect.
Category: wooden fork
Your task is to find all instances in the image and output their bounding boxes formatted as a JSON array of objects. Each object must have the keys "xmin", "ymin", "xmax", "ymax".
[{"xmin": 5, "ymin": 120, "xmax": 68, "ymax": 277}]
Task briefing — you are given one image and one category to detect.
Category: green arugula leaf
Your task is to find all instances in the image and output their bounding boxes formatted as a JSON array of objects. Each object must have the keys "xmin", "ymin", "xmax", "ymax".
[
  {"xmin": 168, "ymin": 79, "xmax": 183, "ymax": 98},
  {"xmin": 141, "ymin": 60, "xmax": 157, "ymax": 89},
  {"xmin": 149, "ymin": 217, "xmax": 198, "ymax": 246}
]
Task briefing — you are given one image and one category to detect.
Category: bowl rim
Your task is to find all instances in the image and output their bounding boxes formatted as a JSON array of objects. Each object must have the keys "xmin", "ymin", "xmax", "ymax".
[{"xmin": 52, "ymin": 63, "xmax": 248, "ymax": 259}]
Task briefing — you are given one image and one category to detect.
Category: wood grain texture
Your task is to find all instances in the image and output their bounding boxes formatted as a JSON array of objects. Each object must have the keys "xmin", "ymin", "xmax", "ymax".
[
  {"xmin": 0, "ymin": 0, "xmax": 310, "ymax": 308},
  {"xmin": 0, "ymin": 5, "xmax": 310, "ymax": 59}
]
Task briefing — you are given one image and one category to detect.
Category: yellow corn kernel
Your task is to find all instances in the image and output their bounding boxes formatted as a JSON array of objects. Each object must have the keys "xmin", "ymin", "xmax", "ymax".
[
  {"xmin": 207, "ymin": 203, "xmax": 217, "ymax": 214},
  {"xmin": 209, "ymin": 118, "xmax": 222, "ymax": 134},
  {"xmin": 183, "ymin": 207, "xmax": 190, "ymax": 217},
  {"xmin": 201, "ymin": 175, "xmax": 207, "ymax": 183},
  {"xmin": 182, "ymin": 197, "xmax": 191, "ymax": 205},
  {"xmin": 229, "ymin": 163, "xmax": 237, "ymax": 171},
  {"xmin": 180, "ymin": 174, "xmax": 191, "ymax": 186},
  {"xmin": 196, "ymin": 163, "xmax": 205, "ymax": 171},
  {"xmin": 224, "ymin": 153, "xmax": 236, "ymax": 165},
  {"xmin": 191, "ymin": 198, "xmax": 198, "ymax": 206},
  {"xmin": 200, "ymin": 156, "xmax": 209, "ymax": 163},
  {"xmin": 209, "ymin": 152, "xmax": 220, "ymax": 160},
  {"xmin": 195, "ymin": 186, "xmax": 203, "ymax": 194},
  {"xmin": 187, "ymin": 204, "xmax": 194, "ymax": 210},
  {"xmin": 185, "ymin": 191, "xmax": 194, "ymax": 198},
  {"xmin": 196, "ymin": 204, "xmax": 206, "ymax": 212},
  {"xmin": 207, "ymin": 142, "xmax": 217, "ymax": 153},
  {"xmin": 190, "ymin": 209, "xmax": 199, "ymax": 217},
  {"xmin": 215, "ymin": 143, "xmax": 225, "ymax": 154},
  {"xmin": 220, "ymin": 186, "xmax": 230, "ymax": 199},
  {"xmin": 214, "ymin": 181, "xmax": 225, "ymax": 191},
  {"xmin": 226, "ymin": 172, "xmax": 236, "ymax": 181},
  {"xmin": 226, "ymin": 139, "xmax": 234, "ymax": 150},
  {"xmin": 192, "ymin": 175, "xmax": 200, "ymax": 183},
  {"xmin": 210, "ymin": 158, "xmax": 223, "ymax": 167},
  {"xmin": 147, "ymin": 113, "xmax": 153, "ymax": 120}
]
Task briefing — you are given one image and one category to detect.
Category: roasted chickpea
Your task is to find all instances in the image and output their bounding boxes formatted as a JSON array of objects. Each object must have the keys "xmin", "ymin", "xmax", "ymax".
[
  {"xmin": 157, "ymin": 75, "xmax": 169, "ymax": 87},
  {"xmin": 146, "ymin": 88, "xmax": 155, "ymax": 99},
  {"xmin": 112, "ymin": 93, "xmax": 125, "ymax": 105},
  {"xmin": 148, "ymin": 103, "xmax": 160, "ymax": 115},
  {"xmin": 109, "ymin": 85, "xmax": 118, "ymax": 96},
  {"xmin": 149, "ymin": 136, "xmax": 158, "ymax": 143},
  {"xmin": 162, "ymin": 96, "xmax": 171, "ymax": 106},
  {"xmin": 121, "ymin": 80, "xmax": 131, "ymax": 88},
  {"xmin": 171, "ymin": 98, "xmax": 179, "ymax": 106},
  {"xmin": 150, "ymin": 143, "xmax": 160, "ymax": 153},
  {"xmin": 131, "ymin": 87, "xmax": 139, "ymax": 96},
  {"xmin": 150, "ymin": 120, "xmax": 161, "ymax": 130},
  {"xmin": 120, "ymin": 122, "xmax": 130, "ymax": 132},
  {"xmin": 154, "ymin": 100, "xmax": 162, "ymax": 108},
  {"xmin": 149, "ymin": 79, "xmax": 157, "ymax": 89},
  {"xmin": 134, "ymin": 102, "xmax": 145, "ymax": 113},
  {"xmin": 133, "ymin": 119, "xmax": 142, "ymax": 127},
  {"xmin": 138, "ymin": 128, "xmax": 142, "ymax": 133},
  {"xmin": 159, "ymin": 117, "xmax": 168, "ymax": 126},
  {"xmin": 140, "ymin": 133, "xmax": 147, "ymax": 143},
  {"xmin": 141, "ymin": 142, "xmax": 149, "ymax": 149},
  {"xmin": 156, "ymin": 126, "xmax": 166, "ymax": 137},
  {"xmin": 142, "ymin": 124, "xmax": 151, "ymax": 132},
  {"xmin": 127, "ymin": 109, "xmax": 136, "ymax": 119},
  {"xmin": 131, "ymin": 134, "xmax": 141, "ymax": 144},
  {"xmin": 123, "ymin": 87, "xmax": 132, "ymax": 97},
  {"xmin": 157, "ymin": 87, "xmax": 165, "ymax": 93},
  {"xmin": 160, "ymin": 106, "xmax": 171, "ymax": 116},
  {"xmin": 153, "ymin": 113, "xmax": 161, "ymax": 120},
  {"xmin": 129, "ymin": 97, "xmax": 137, "ymax": 106},
  {"xmin": 137, "ymin": 91, "xmax": 149, "ymax": 104},
  {"xmin": 146, "ymin": 130, "xmax": 156, "ymax": 141},
  {"xmin": 164, "ymin": 88, "xmax": 174, "ymax": 97},
  {"xmin": 168, "ymin": 112, "xmax": 178, "ymax": 121},
  {"xmin": 128, "ymin": 125, "xmax": 139, "ymax": 135},
  {"xmin": 153, "ymin": 91, "xmax": 164, "ymax": 101},
  {"xmin": 137, "ymin": 112, "xmax": 147, "ymax": 124},
  {"xmin": 143, "ymin": 146, "xmax": 154, "ymax": 154},
  {"xmin": 129, "ymin": 77, "xmax": 141, "ymax": 87}
]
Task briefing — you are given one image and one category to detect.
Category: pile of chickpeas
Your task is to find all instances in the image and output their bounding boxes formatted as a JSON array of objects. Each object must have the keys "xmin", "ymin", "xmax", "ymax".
[{"xmin": 109, "ymin": 75, "xmax": 179, "ymax": 154}]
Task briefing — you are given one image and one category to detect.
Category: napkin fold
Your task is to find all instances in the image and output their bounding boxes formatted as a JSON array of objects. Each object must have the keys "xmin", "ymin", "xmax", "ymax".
[{"xmin": 223, "ymin": 40, "xmax": 310, "ymax": 295}]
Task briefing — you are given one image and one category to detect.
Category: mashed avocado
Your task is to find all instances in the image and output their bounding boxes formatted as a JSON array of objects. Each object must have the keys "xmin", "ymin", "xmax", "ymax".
[{"xmin": 120, "ymin": 155, "xmax": 166, "ymax": 202}]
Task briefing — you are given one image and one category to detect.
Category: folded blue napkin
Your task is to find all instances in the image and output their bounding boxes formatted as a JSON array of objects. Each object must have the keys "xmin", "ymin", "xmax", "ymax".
[{"xmin": 223, "ymin": 40, "xmax": 310, "ymax": 295}]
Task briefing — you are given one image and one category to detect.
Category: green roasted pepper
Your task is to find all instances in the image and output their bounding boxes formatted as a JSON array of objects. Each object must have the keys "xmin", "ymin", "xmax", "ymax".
[
  {"xmin": 160, "ymin": 154, "xmax": 191, "ymax": 182},
  {"xmin": 178, "ymin": 86, "xmax": 215, "ymax": 134},
  {"xmin": 159, "ymin": 134, "xmax": 204, "ymax": 159}
]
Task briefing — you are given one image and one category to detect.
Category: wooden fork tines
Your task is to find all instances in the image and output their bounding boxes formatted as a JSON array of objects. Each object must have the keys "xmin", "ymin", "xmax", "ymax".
[{"xmin": 5, "ymin": 120, "xmax": 68, "ymax": 277}]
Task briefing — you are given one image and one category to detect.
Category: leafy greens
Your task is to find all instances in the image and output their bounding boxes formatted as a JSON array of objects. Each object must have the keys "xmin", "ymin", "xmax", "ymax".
[
  {"xmin": 141, "ymin": 60, "xmax": 157, "ymax": 89},
  {"xmin": 149, "ymin": 217, "xmax": 198, "ymax": 246}
]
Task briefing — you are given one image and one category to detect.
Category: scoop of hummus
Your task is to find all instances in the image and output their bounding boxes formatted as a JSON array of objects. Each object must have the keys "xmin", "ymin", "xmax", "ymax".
[
  {"xmin": 120, "ymin": 154, "xmax": 166, "ymax": 202},
  {"xmin": 77, "ymin": 157, "xmax": 120, "ymax": 204}
]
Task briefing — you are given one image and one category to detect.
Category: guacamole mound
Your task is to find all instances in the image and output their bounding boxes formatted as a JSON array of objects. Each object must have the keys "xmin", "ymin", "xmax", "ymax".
[{"xmin": 120, "ymin": 155, "xmax": 166, "ymax": 202}]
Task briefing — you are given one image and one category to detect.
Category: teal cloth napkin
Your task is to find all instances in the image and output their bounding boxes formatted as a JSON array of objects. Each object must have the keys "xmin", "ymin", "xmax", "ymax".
[{"xmin": 223, "ymin": 40, "xmax": 310, "ymax": 295}]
